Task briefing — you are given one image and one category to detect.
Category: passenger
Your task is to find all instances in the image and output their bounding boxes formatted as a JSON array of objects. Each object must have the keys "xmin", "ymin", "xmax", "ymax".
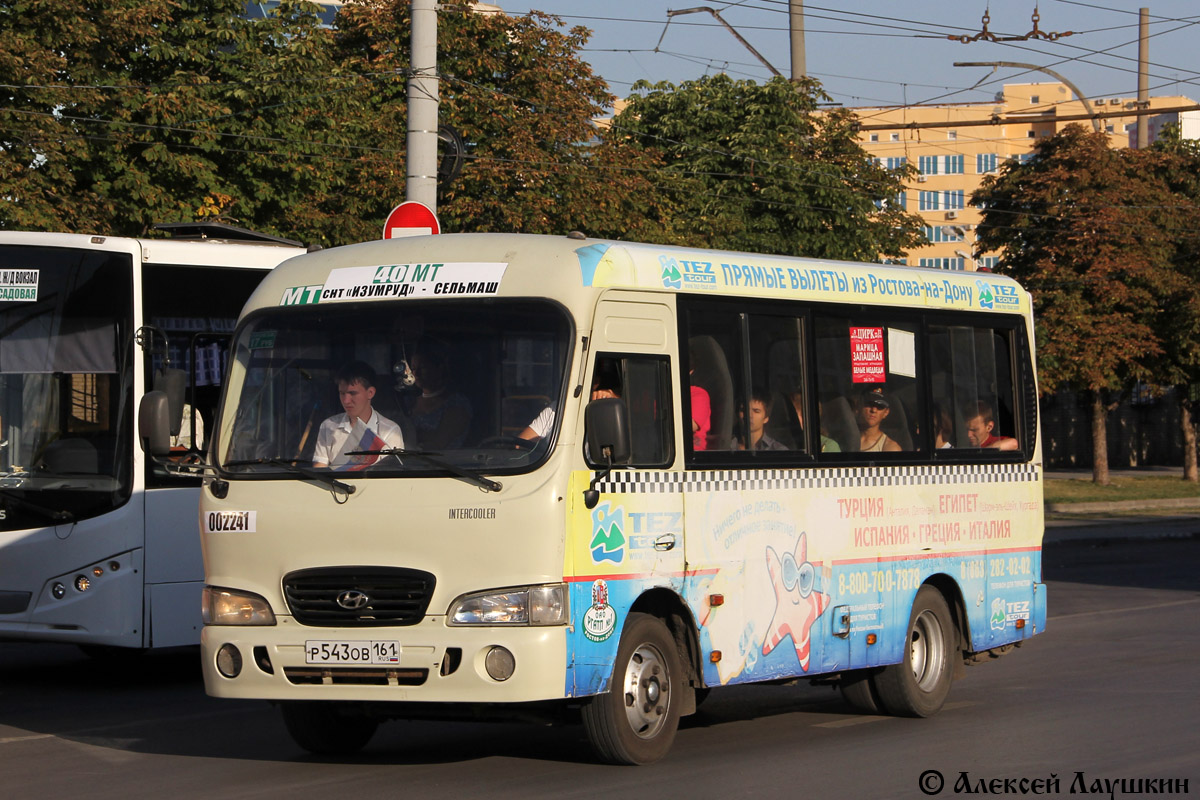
[
  {"xmin": 932, "ymin": 402, "xmax": 954, "ymax": 449},
  {"xmin": 856, "ymin": 387, "xmax": 902, "ymax": 452},
  {"xmin": 688, "ymin": 345, "xmax": 711, "ymax": 451},
  {"xmin": 737, "ymin": 388, "xmax": 787, "ymax": 451},
  {"xmin": 312, "ymin": 361, "xmax": 405, "ymax": 468},
  {"xmin": 787, "ymin": 389, "xmax": 839, "ymax": 453},
  {"xmin": 965, "ymin": 401, "xmax": 1018, "ymax": 450},
  {"xmin": 402, "ymin": 337, "xmax": 472, "ymax": 449}
]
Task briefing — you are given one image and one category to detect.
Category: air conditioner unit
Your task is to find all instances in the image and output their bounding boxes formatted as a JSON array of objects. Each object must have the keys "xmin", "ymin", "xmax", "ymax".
[
  {"xmin": 917, "ymin": 175, "xmax": 928, "ymax": 182},
  {"xmin": 945, "ymin": 210, "xmax": 959, "ymax": 220},
  {"xmin": 1109, "ymin": 98, "xmax": 1121, "ymax": 106},
  {"xmin": 1094, "ymin": 98, "xmax": 1106, "ymax": 106}
]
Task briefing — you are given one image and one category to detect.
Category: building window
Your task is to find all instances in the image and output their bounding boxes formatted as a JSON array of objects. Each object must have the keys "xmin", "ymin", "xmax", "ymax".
[
  {"xmin": 918, "ymin": 155, "xmax": 963, "ymax": 176},
  {"xmin": 919, "ymin": 258, "xmax": 966, "ymax": 271},
  {"xmin": 1027, "ymin": 130, "xmax": 1036, "ymax": 138},
  {"xmin": 1030, "ymin": 95, "xmax": 1040, "ymax": 104},
  {"xmin": 922, "ymin": 226, "xmax": 964, "ymax": 243},
  {"xmin": 870, "ymin": 133, "xmax": 879, "ymax": 142},
  {"xmin": 978, "ymin": 256, "xmax": 1000, "ymax": 270},
  {"xmin": 890, "ymin": 133, "xmax": 900, "ymax": 142},
  {"xmin": 875, "ymin": 192, "xmax": 906, "ymax": 211},
  {"xmin": 948, "ymin": 130, "xmax": 958, "ymax": 140},
  {"xmin": 920, "ymin": 191, "xmax": 964, "ymax": 211},
  {"xmin": 977, "ymin": 153, "xmax": 999, "ymax": 174}
]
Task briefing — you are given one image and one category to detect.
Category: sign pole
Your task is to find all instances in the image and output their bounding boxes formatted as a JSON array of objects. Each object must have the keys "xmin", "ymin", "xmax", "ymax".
[{"xmin": 407, "ymin": 0, "xmax": 438, "ymax": 211}]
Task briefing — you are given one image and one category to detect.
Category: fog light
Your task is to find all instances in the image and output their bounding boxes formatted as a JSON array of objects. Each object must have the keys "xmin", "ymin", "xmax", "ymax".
[
  {"xmin": 484, "ymin": 646, "xmax": 515, "ymax": 681},
  {"xmin": 92, "ymin": 567, "xmax": 104, "ymax": 577},
  {"xmin": 52, "ymin": 582, "xmax": 66, "ymax": 599},
  {"xmin": 74, "ymin": 575, "xmax": 90, "ymax": 592},
  {"xmin": 216, "ymin": 644, "xmax": 243, "ymax": 678}
]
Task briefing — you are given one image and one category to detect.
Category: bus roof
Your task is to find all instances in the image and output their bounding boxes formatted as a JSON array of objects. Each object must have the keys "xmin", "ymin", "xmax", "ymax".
[
  {"xmin": 0, "ymin": 230, "xmax": 307, "ymax": 271},
  {"xmin": 248, "ymin": 232, "xmax": 1031, "ymax": 317}
]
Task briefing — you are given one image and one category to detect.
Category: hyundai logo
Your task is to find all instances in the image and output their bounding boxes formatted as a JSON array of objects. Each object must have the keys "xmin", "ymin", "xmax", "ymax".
[{"xmin": 336, "ymin": 589, "xmax": 370, "ymax": 610}]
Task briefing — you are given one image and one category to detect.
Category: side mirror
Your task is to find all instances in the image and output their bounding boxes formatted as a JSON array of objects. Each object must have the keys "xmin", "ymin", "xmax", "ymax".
[
  {"xmin": 153, "ymin": 368, "xmax": 187, "ymax": 436},
  {"xmin": 583, "ymin": 398, "xmax": 631, "ymax": 509},
  {"xmin": 138, "ymin": 391, "xmax": 172, "ymax": 457},
  {"xmin": 585, "ymin": 398, "xmax": 631, "ymax": 466}
]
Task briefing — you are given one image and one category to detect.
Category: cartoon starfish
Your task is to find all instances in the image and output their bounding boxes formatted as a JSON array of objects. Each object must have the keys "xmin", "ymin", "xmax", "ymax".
[{"xmin": 762, "ymin": 533, "xmax": 828, "ymax": 671}]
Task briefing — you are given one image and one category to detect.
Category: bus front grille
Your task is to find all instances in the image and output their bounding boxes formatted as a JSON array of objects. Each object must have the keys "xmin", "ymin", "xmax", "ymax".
[
  {"xmin": 282, "ymin": 567, "xmax": 435, "ymax": 627},
  {"xmin": 284, "ymin": 667, "xmax": 429, "ymax": 686}
]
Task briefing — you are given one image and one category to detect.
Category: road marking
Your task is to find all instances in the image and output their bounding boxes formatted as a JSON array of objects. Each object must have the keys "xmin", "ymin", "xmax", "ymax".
[
  {"xmin": 1051, "ymin": 597, "xmax": 1199, "ymax": 621},
  {"xmin": 0, "ymin": 733, "xmax": 54, "ymax": 745},
  {"xmin": 815, "ymin": 716, "xmax": 888, "ymax": 728}
]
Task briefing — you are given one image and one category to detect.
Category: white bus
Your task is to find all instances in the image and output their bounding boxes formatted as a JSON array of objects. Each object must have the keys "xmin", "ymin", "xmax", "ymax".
[
  {"xmin": 0, "ymin": 224, "xmax": 305, "ymax": 653},
  {"xmin": 180, "ymin": 233, "xmax": 1045, "ymax": 764}
]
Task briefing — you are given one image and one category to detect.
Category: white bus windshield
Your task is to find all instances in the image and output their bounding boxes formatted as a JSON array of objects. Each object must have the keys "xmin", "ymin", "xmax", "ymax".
[
  {"xmin": 221, "ymin": 300, "xmax": 572, "ymax": 476},
  {"xmin": 0, "ymin": 246, "xmax": 133, "ymax": 527}
]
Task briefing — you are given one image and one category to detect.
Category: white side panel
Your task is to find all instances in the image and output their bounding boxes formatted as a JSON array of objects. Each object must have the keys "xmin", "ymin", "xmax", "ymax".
[
  {"xmin": 147, "ymin": 581, "xmax": 203, "ymax": 648},
  {"xmin": 144, "ymin": 486, "xmax": 204, "ymax": 584}
]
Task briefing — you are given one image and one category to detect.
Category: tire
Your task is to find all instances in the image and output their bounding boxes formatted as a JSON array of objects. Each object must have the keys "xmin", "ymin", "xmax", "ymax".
[
  {"xmin": 280, "ymin": 701, "xmax": 378, "ymax": 756},
  {"xmin": 581, "ymin": 612, "xmax": 682, "ymax": 765},
  {"xmin": 838, "ymin": 668, "xmax": 883, "ymax": 714},
  {"xmin": 874, "ymin": 586, "xmax": 955, "ymax": 718}
]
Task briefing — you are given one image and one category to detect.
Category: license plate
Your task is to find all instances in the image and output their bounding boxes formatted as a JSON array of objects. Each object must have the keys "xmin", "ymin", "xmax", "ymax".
[{"xmin": 304, "ymin": 640, "xmax": 401, "ymax": 665}]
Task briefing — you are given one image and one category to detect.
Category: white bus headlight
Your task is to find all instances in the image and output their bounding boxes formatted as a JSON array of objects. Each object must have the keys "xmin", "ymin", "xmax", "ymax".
[
  {"xmin": 202, "ymin": 586, "xmax": 276, "ymax": 626},
  {"xmin": 449, "ymin": 584, "xmax": 568, "ymax": 626}
]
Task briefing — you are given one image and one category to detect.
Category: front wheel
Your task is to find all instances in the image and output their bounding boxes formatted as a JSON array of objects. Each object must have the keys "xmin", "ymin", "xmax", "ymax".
[
  {"xmin": 873, "ymin": 586, "xmax": 955, "ymax": 718},
  {"xmin": 280, "ymin": 701, "xmax": 378, "ymax": 756},
  {"xmin": 581, "ymin": 612, "xmax": 682, "ymax": 765}
]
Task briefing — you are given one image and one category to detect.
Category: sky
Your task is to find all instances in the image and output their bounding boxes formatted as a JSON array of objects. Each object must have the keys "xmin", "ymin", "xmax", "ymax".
[{"xmin": 500, "ymin": 1, "xmax": 1200, "ymax": 110}]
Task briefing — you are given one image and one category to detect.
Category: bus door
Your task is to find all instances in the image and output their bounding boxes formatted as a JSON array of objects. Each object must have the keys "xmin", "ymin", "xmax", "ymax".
[{"xmin": 567, "ymin": 297, "xmax": 680, "ymax": 692}]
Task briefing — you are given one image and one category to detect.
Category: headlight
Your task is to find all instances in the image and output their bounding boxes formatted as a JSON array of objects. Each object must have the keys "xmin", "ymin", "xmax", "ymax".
[
  {"xmin": 202, "ymin": 586, "xmax": 276, "ymax": 626},
  {"xmin": 448, "ymin": 584, "xmax": 568, "ymax": 626}
]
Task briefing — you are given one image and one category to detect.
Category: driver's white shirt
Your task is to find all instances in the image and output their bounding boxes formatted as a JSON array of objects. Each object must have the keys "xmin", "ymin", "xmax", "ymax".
[{"xmin": 312, "ymin": 409, "xmax": 405, "ymax": 467}]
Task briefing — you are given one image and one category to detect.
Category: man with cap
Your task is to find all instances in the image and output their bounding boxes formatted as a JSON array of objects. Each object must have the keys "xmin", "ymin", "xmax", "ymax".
[{"xmin": 857, "ymin": 386, "xmax": 902, "ymax": 452}]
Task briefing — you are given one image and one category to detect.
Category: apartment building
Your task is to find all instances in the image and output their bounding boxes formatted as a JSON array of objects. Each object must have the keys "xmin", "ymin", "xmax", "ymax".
[{"xmin": 852, "ymin": 82, "xmax": 1195, "ymax": 271}]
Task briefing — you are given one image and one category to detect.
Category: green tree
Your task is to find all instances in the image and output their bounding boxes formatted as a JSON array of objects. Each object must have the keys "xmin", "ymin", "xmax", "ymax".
[
  {"xmin": 323, "ymin": 1, "xmax": 674, "ymax": 246},
  {"xmin": 0, "ymin": 0, "xmax": 342, "ymax": 239},
  {"xmin": 603, "ymin": 74, "xmax": 925, "ymax": 260},
  {"xmin": 973, "ymin": 125, "xmax": 1176, "ymax": 483},
  {"xmin": 1148, "ymin": 125, "xmax": 1200, "ymax": 482}
]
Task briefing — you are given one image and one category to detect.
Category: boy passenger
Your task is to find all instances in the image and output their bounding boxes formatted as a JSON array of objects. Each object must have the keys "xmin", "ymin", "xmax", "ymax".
[
  {"xmin": 312, "ymin": 361, "xmax": 406, "ymax": 468},
  {"xmin": 965, "ymin": 400, "xmax": 1018, "ymax": 450},
  {"xmin": 738, "ymin": 388, "xmax": 787, "ymax": 451}
]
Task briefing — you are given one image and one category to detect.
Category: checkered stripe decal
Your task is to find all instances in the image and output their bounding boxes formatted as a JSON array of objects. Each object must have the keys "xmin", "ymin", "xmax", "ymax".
[{"xmin": 596, "ymin": 463, "xmax": 1040, "ymax": 494}]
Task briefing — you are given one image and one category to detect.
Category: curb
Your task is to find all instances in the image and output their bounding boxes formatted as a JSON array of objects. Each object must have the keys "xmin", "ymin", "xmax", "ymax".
[{"xmin": 1045, "ymin": 497, "xmax": 1200, "ymax": 514}]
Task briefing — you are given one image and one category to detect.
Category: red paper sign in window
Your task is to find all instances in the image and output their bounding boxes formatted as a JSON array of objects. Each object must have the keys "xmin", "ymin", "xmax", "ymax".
[{"xmin": 850, "ymin": 326, "xmax": 885, "ymax": 383}]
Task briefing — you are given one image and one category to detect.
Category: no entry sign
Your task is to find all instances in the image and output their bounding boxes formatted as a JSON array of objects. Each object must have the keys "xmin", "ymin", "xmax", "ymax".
[{"xmin": 383, "ymin": 201, "xmax": 441, "ymax": 239}]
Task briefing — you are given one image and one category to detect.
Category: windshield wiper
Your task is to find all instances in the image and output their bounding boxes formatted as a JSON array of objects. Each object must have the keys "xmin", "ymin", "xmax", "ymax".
[
  {"xmin": 350, "ymin": 448, "xmax": 502, "ymax": 493},
  {"xmin": 222, "ymin": 458, "xmax": 355, "ymax": 495},
  {"xmin": 0, "ymin": 491, "xmax": 75, "ymax": 524}
]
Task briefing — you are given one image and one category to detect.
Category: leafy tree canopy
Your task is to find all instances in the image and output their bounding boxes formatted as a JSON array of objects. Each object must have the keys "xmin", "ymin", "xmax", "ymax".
[
  {"xmin": 973, "ymin": 124, "xmax": 1177, "ymax": 393},
  {"xmin": 605, "ymin": 74, "xmax": 925, "ymax": 260}
]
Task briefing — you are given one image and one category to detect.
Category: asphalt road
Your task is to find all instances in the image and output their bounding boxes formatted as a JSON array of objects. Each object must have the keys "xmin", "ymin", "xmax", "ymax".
[{"xmin": 1, "ymin": 532, "xmax": 1196, "ymax": 799}]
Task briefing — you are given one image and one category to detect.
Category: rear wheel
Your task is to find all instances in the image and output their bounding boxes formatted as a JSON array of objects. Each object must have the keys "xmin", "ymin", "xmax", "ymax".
[
  {"xmin": 280, "ymin": 701, "xmax": 378, "ymax": 756},
  {"xmin": 838, "ymin": 668, "xmax": 883, "ymax": 713},
  {"xmin": 581, "ymin": 612, "xmax": 682, "ymax": 765},
  {"xmin": 874, "ymin": 586, "xmax": 955, "ymax": 718}
]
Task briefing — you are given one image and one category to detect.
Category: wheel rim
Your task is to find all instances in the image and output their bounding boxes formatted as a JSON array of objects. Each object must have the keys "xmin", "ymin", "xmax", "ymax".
[
  {"xmin": 909, "ymin": 609, "xmax": 946, "ymax": 692},
  {"xmin": 621, "ymin": 642, "xmax": 671, "ymax": 739}
]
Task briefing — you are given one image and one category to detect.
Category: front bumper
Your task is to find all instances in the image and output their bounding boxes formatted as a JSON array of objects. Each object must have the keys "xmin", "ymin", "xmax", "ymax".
[{"xmin": 201, "ymin": 616, "xmax": 569, "ymax": 704}]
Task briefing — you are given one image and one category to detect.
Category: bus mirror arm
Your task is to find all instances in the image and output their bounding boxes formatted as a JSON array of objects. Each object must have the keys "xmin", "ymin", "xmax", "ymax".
[
  {"xmin": 583, "ymin": 398, "xmax": 631, "ymax": 510},
  {"xmin": 583, "ymin": 446, "xmax": 614, "ymax": 510}
]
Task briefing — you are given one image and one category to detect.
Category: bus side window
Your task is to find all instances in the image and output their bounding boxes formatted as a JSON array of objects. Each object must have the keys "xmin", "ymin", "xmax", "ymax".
[
  {"xmin": 585, "ymin": 355, "xmax": 673, "ymax": 468},
  {"xmin": 928, "ymin": 324, "xmax": 1019, "ymax": 452}
]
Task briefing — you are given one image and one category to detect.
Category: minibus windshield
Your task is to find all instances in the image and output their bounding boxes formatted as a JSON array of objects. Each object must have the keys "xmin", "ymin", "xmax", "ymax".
[{"xmin": 220, "ymin": 299, "xmax": 571, "ymax": 477}]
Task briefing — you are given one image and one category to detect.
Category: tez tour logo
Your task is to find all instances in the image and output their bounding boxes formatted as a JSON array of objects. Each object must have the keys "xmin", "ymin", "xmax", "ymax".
[{"xmin": 590, "ymin": 503, "xmax": 626, "ymax": 564}]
